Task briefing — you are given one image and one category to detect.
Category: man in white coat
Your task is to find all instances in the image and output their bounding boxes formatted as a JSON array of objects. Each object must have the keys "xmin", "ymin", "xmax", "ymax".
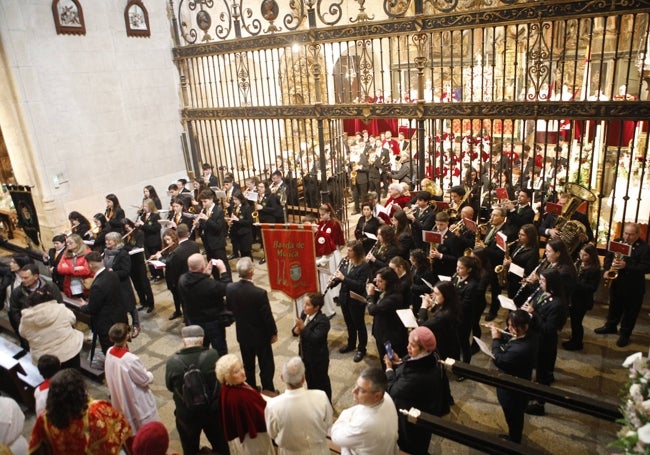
[
  {"xmin": 331, "ymin": 367, "xmax": 399, "ymax": 455},
  {"xmin": 104, "ymin": 322, "xmax": 159, "ymax": 432},
  {"xmin": 264, "ymin": 357, "xmax": 333, "ymax": 455}
]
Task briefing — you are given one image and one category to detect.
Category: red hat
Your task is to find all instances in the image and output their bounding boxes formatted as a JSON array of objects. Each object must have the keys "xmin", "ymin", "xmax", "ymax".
[
  {"xmin": 411, "ymin": 326, "xmax": 437, "ymax": 353},
  {"xmin": 132, "ymin": 421, "xmax": 169, "ymax": 455}
]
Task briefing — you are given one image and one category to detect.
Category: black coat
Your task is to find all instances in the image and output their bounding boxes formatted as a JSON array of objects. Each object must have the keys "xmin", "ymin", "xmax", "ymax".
[
  {"xmin": 166, "ymin": 240, "xmax": 201, "ymax": 291},
  {"xmin": 178, "ymin": 271, "xmax": 231, "ymax": 324},
  {"xmin": 199, "ymin": 205, "xmax": 227, "ymax": 253},
  {"xmin": 82, "ymin": 270, "xmax": 128, "ymax": 335},
  {"xmin": 419, "ymin": 307, "xmax": 461, "ymax": 361},
  {"xmin": 294, "ymin": 311, "xmax": 330, "ymax": 368},
  {"xmin": 140, "ymin": 213, "xmax": 162, "ymax": 250},
  {"xmin": 506, "ymin": 245, "xmax": 540, "ymax": 298},
  {"xmin": 410, "ymin": 205, "xmax": 436, "ymax": 250},
  {"xmin": 572, "ymin": 265, "xmax": 600, "ymax": 311},
  {"xmin": 107, "ymin": 248, "xmax": 137, "ymax": 312},
  {"xmin": 338, "ymin": 261, "xmax": 370, "ymax": 308},
  {"xmin": 258, "ymin": 192, "xmax": 283, "ymax": 223},
  {"xmin": 367, "ymin": 291, "xmax": 408, "ymax": 357},
  {"xmin": 507, "ymin": 204, "xmax": 535, "ymax": 230},
  {"xmin": 226, "ymin": 279, "xmax": 277, "ymax": 347},
  {"xmin": 354, "ymin": 216, "xmax": 380, "ymax": 253},
  {"xmin": 432, "ymin": 230, "xmax": 464, "ymax": 277}
]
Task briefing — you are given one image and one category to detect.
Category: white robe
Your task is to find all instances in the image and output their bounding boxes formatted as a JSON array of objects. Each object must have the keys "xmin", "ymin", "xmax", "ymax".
[
  {"xmin": 264, "ymin": 387, "xmax": 333, "ymax": 455},
  {"xmin": 104, "ymin": 346, "xmax": 159, "ymax": 432},
  {"xmin": 0, "ymin": 397, "xmax": 28, "ymax": 455},
  {"xmin": 331, "ymin": 393, "xmax": 399, "ymax": 455}
]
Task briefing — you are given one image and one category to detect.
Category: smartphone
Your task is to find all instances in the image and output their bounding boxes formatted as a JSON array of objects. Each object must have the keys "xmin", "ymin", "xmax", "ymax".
[
  {"xmin": 211, "ymin": 259, "xmax": 219, "ymax": 266},
  {"xmin": 384, "ymin": 341, "xmax": 394, "ymax": 360}
]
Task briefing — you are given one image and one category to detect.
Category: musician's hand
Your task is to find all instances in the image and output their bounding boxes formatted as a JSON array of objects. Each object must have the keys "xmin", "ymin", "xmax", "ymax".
[
  {"xmin": 522, "ymin": 302, "xmax": 533, "ymax": 314},
  {"xmin": 613, "ymin": 258, "xmax": 626, "ymax": 270},
  {"xmin": 503, "ymin": 258, "xmax": 511, "ymax": 267},
  {"xmin": 548, "ymin": 228, "xmax": 560, "ymax": 239},
  {"xmin": 334, "ymin": 270, "xmax": 344, "ymax": 280},
  {"xmin": 294, "ymin": 318, "xmax": 304, "ymax": 332},
  {"xmin": 256, "ymin": 204, "xmax": 263, "ymax": 210},
  {"xmin": 421, "ymin": 294, "xmax": 433, "ymax": 310},
  {"xmin": 366, "ymin": 283, "xmax": 376, "ymax": 296},
  {"xmin": 231, "ymin": 215, "xmax": 239, "ymax": 222},
  {"xmin": 151, "ymin": 252, "xmax": 162, "ymax": 260},
  {"xmin": 366, "ymin": 252, "xmax": 375, "ymax": 262},
  {"xmin": 490, "ymin": 325, "xmax": 501, "ymax": 339},
  {"xmin": 271, "ymin": 335, "xmax": 278, "ymax": 344}
]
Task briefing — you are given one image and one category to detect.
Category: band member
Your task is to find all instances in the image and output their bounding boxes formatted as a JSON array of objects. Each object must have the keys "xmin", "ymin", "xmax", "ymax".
[
  {"xmin": 202, "ymin": 162, "xmax": 220, "ymax": 188},
  {"xmin": 222, "ymin": 176, "xmax": 242, "ymax": 217},
  {"xmin": 480, "ymin": 207, "xmax": 517, "ymax": 321},
  {"xmin": 452, "ymin": 256, "xmax": 480, "ymax": 364},
  {"xmin": 68, "ymin": 211, "xmax": 92, "ymax": 240},
  {"xmin": 105, "ymin": 194, "xmax": 126, "ymax": 234},
  {"xmin": 503, "ymin": 224, "xmax": 540, "ymax": 299},
  {"xmin": 354, "ymin": 202, "xmax": 380, "ymax": 253},
  {"xmin": 136, "ymin": 198, "xmax": 163, "ymax": 282},
  {"xmin": 418, "ymin": 281, "xmax": 461, "ymax": 362},
  {"xmin": 490, "ymin": 309, "xmax": 537, "ymax": 443},
  {"xmin": 409, "ymin": 249, "xmax": 438, "ymax": 315},
  {"xmin": 194, "ymin": 189, "xmax": 230, "ymax": 275},
  {"xmin": 503, "ymin": 189, "xmax": 535, "ymax": 230},
  {"xmin": 227, "ymin": 193, "xmax": 253, "ymax": 260},
  {"xmin": 563, "ymin": 244, "xmax": 600, "ymax": 351},
  {"xmin": 123, "ymin": 219, "xmax": 155, "ymax": 311},
  {"xmin": 255, "ymin": 181, "xmax": 283, "ymax": 265},
  {"xmin": 269, "ymin": 170, "xmax": 287, "ymax": 211},
  {"xmin": 538, "ymin": 191, "xmax": 594, "ymax": 247},
  {"xmin": 523, "ymin": 268, "xmax": 568, "ymax": 416},
  {"xmin": 367, "ymin": 191, "xmax": 385, "ymax": 221},
  {"xmin": 168, "ymin": 198, "xmax": 194, "ymax": 232},
  {"xmin": 594, "ymin": 222, "xmax": 650, "ymax": 347},
  {"xmin": 315, "ymin": 203, "xmax": 345, "ymax": 318},
  {"xmin": 350, "ymin": 147, "xmax": 369, "ymax": 215},
  {"xmin": 391, "ymin": 210, "xmax": 414, "ymax": 260},
  {"xmin": 334, "ymin": 240, "xmax": 371, "ymax": 363},
  {"xmin": 450, "ymin": 206, "xmax": 477, "ymax": 252},
  {"xmin": 428, "ymin": 212, "xmax": 464, "ymax": 278},
  {"xmin": 449, "ymin": 186, "xmax": 469, "ymax": 223},
  {"xmin": 406, "ymin": 191, "xmax": 436, "ymax": 251},
  {"xmin": 366, "ymin": 225, "xmax": 401, "ymax": 275},
  {"xmin": 168, "ymin": 184, "xmax": 191, "ymax": 212}
]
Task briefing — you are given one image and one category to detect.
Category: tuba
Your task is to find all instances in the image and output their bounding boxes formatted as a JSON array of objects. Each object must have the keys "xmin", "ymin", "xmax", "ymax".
[{"xmin": 553, "ymin": 182, "xmax": 597, "ymax": 255}]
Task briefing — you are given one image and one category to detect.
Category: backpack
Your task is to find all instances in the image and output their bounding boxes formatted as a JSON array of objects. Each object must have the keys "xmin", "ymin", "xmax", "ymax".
[{"xmin": 179, "ymin": 352, "xmax": 211, "ymax": 411}]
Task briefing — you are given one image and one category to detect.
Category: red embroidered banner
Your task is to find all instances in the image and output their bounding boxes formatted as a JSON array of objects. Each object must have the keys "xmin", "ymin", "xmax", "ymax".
[{"xmin": 261, "ymin": 224, "xmax": 318, "ymax": 299}]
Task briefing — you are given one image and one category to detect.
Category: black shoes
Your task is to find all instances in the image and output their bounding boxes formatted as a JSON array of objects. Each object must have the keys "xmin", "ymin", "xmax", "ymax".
[
  {"xmin": 616, "ymin": 334, "xmax": 631, "ymax": 347},
  {"xmin": 562, "ymin": 340, "xmax": 583, "ymax": 351},
  {"xmin": 353, "ymin": 351, "xmax": 366, "ymax": 362},
  {"xmin": 259, "ymin": 258, "xmax": 266, "ymax": 264},
  {"xmin": 594, "ymin": 325, "xmax": 617, "ymax": 335},
  {"xmin": 525, "ymin": 401, "xmax": 545, "ymax": 416},
  {"xmin": 137, "ymin": 305, "xmax": 147, "ymax": 311},
  {"xmin": 168, "ymin": 311, "xmax": 182, "ymax": 320},
  {"xmin": 485, "ymin": 313, "xmax": 497, "ymax": 322},
  {"xmin": 146, "ymin": 306, "xmax": 154, "ymax": 314},
  {"xmin": 339, "ymin": 345, "xmax": 354, "ymax": 354}
]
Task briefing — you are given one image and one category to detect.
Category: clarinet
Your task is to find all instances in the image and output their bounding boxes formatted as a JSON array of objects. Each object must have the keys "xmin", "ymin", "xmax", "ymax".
[
  {"xmin": 513, "ymin": 257, "xmax": 548, "ymax": 302},
  {"xmin": 324, "ymin": 257, "xmax": 350, "ymax": 295}
]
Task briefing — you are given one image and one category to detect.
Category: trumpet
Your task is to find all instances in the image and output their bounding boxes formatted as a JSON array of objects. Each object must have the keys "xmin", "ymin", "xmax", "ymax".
[
  {"xmin": 474, "ymin": 222, "xmax": 489, "ymax": 246},
  {"xmin": 603, "ymin": 252, "xmax": 623, "ymax": 287},
  {"xmin": 449, "ymin": 220, "xmax": 467, "ymax": 235}
]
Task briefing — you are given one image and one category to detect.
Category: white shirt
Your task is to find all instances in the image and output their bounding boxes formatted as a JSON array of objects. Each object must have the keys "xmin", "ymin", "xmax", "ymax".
[
  {"xmin": 265, "ymin": 387, "xmax": 333, "ymax": 455},
  {"xmin": 0, "ymin": 397, "xmax": 28, "ymax": 455},
  {"xmin": 331, "ymin": 393, "xmax": 399, "ymax": 455}
]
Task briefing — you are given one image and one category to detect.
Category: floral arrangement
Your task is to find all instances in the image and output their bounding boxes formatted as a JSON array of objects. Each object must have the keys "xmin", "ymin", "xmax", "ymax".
[{"xmin": 611, "ymin": 352, "xmax": 650, "ymax": 454}]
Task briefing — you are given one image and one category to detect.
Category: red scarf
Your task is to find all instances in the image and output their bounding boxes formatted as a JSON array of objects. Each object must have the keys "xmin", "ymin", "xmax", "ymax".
[{"xmin": 220, "ymin": 383, "xmax": 267, "ymax": 442}]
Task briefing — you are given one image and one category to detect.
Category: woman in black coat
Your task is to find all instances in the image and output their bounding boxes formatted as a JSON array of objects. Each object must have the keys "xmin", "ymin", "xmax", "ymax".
[
  {"xmin": 103, "ymin": 232, "xmax": 140, "ymax": 336},
  {"xmin": 105, "ymin": 193, "xmax": 126, "ymax": 234},
  {"xmin": 334, "ymin": 240, "xmax": 371, "ymax": 362},
  {"xmin": 91, "ymin": 213, "xmax": 111, "ymax": 254},
  {"xmin": 123, "ymin": 219, "xmax": 155, "ymax": 311},
  {"xmin": 491, "ymin": 309, "xmax": 538, "ymax": 443},
  {"xmin": 292, "ymin": 292, "xmax": 331, "ymax": 400},
  {"xmin": 522, "ymin": 268, "xmax": 569, "ymax": 416},
  {"xmin": 227, "ymin": 193, "xmax": 253, "ymax": 259},
  {"xmin": 366, "ymin": 267, "xmax": 408, "ymax": 369},
  {"xmin": 418, "ymin": 280, "xmax": 462, "ymax": 362},
  {"xmin": 354, "ymin": 202, "xmax": 380, "ymax": 253},
  {"xmin": 137, "ymin": 198, "xmax": 162, "ymax": 281},
  {"xmin": 452, "ymin": 255, "xmax": 481, "ymax": 364},
  {"xmin": 563, "ymin": 244, "xmax": 601, "ymax": 351},
  {"xmin": 366, "ymin": 225, "xmax": 401, "ymax": 275},
  {"xmin": 386, "ymin": 326, "xmax": 450, "ymax": 454},
  {"xmin": 504, "ymin": 223, "xmax": 540, "ymax": 298},
  {"xmin": 409, "ymin": 249, "xmax": 438, "ymax": 315}
]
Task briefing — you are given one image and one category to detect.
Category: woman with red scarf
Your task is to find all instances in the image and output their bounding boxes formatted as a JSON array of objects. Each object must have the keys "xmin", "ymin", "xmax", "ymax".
[{"xmin": 216, "ymin": 354, "xmax": 274, "ymax": 455}]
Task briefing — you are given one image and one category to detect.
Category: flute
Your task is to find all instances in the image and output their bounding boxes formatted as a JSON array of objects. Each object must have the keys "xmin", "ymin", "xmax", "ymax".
[{"xmin": 482, "ymin": 324, "xmax": 514, "ymax": 337}]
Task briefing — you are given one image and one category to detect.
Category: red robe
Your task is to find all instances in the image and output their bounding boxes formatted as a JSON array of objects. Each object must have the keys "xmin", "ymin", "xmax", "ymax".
[{"xmin": 220, "ymin": 383, "xmax": 268, "ymax": 443}]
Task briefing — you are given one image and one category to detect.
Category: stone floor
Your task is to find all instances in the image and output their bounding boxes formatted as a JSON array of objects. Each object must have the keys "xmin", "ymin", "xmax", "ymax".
[{"xmin": 4, "ymin": 238, "xmax": 649, "ymax": 454}]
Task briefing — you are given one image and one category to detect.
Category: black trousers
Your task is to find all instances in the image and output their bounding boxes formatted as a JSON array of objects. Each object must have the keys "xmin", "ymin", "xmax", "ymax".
[
  {"xmin": 175, "ymin": 409, "xmax": 230, "ymax": 455},
  {"xmin": 497, "ymin": 388, "xmax": 528, "ymax": 443},
  {"xmin": 130, "ymin": 256, "xmax": 154, "ymax": 308},
  {"xmin": 340, "ymin": 299, "xmax": 368, "ymax": 352},
  {"xmin": 568, "ymin": 297, "xmax": 591, "ymax": 344},
  {"xmin": 304, "ymin": 357, "xmax": 332, "ymax": 401},
  {"xmin": 240, "ymin": 342, "xmax": 275, "ymax": 391},
  {"xmin": 606, "ymin": 284, "xmax": 645, "ymax": 336}
]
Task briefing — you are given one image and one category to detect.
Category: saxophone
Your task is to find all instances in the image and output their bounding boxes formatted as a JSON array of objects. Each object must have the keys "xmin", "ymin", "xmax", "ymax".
[
  {"xmin": 495, "ymin": 241, "xmax": 517, "ymax": 287},
  {"xmin": 603, "ymin": 252, "xmax": 623, "ymax": 287}
]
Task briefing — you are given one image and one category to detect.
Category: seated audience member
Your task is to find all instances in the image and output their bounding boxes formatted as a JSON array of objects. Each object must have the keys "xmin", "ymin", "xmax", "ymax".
[
  {"xmin": 34, "ymin": 355, "xmax": 61, "ymax": 417},
  {"xmin": 29, "ymin": 369, "xmax": 133, "ymax": 453},
  {"xmin": 105, "ymin": 323, "xmax": 159, "ymax": 432}
]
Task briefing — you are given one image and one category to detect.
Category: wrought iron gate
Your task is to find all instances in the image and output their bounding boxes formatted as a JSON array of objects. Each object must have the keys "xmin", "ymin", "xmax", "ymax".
[{"xmin": 169, "ymin": 0, "xmax": 650, "ymax": 246}]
